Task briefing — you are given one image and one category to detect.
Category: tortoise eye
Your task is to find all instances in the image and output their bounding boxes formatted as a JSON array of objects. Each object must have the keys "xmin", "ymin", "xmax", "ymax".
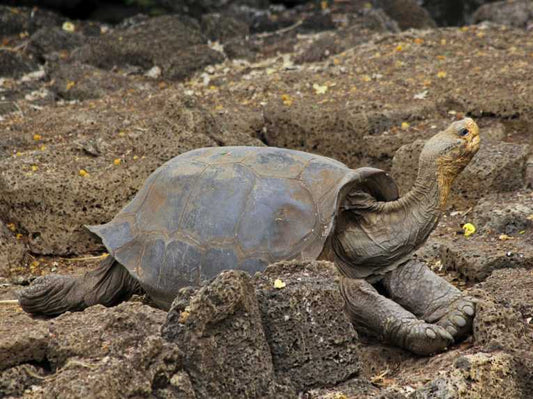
[{"xmin": 459, "ymin": 128, "xmax": 469, "ymax": 137}]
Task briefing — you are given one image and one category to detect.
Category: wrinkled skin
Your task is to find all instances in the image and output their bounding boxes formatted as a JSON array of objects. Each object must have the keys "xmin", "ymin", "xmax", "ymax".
[
  {"xmin": 19, "ymin": 118, "xmax": 480, "ymax": 356},
  {"xmin": 335, "ymin": 118, "xmax": 480, "ymax": 355}
]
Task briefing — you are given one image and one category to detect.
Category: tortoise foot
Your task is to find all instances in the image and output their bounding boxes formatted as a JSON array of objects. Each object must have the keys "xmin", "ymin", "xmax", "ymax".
[
  {"xmin": 18, "ymin": 275, "xmax": 85, "ymax": 316},
  {"xmin": 385, "ymin": 318, "xmax": 453, "ymax": 356},
  {"xmin": 435, "ymin": 296, "xmax": 476, "ymax": 341}
]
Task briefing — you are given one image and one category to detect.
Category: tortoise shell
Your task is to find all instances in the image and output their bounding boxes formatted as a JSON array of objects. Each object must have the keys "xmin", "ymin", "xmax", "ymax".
[{"xmin": 88, "ymin": 147, "xmax": 398, "ymax": 307}]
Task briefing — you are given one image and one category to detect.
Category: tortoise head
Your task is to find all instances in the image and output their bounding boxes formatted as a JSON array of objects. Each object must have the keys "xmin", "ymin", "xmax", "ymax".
[{"xmin": 419, "ymin": 118, "xmax": 480, "ymax": 208}]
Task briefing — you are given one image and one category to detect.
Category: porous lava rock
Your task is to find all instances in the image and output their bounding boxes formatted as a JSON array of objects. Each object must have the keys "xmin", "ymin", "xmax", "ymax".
[
  {"xmin": 254, "ymin": 261, "xmax": 360, "ymax": 391},
  {"xmin": 71, "ymin": 15, "xmax": 225, "ymax": 81},
  {"xmin": 0, "ymin": 51, "xmax": 38, "ymax": 79},
  {"xmin": 200, "ymin": 13, "xmax": 250, "ymax": 42},
  {"xmin": 413, "ymin": 352, "xmax": 522, "ymax": 399},
  {"xmin": 46, "ymin": 61, "xmax": 134, "ymax": 100},
  {"xmin": 0, "ymin": 309, "xmax": 48, "ymax": 370},
  {"xmin": 0, "ymin": 222, "xmax": 27, "ymax": 278},
  {"xmin": 438, "ymin": 237, "xmax": 533, "ymax": 281},
  {"xmin": 376, "ymin": 0, "xmax": 437, "ymax": 30},
  {"xmin": 0, "ymin": 302, "xmax": 188, "ymax": 398},
  {"xmin": 472, "ymin": 192, "xmax": 532, "ymax": 235},
  {"xmin": 478, "ymin": 268, "xmax": 533, "ymax": 319},
  {"xmin": 162, "ymin": 270, "xmax": 294, "ymax": 398},
  {"xmin": 27, "ymin": 26, "xmax": 86, "ymax": 61},
  {"xmin": 0, "ymin": 5, "xmax": 62, "ymax": 36},
  {"xmin": 473, "ymin": 0, "xmax": 533, "ymax": 29}
]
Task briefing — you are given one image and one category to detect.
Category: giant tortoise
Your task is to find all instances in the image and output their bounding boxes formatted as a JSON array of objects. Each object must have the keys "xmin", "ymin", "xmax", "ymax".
[{"xmin": 19, "ymin": 118, "xmax": 480, "ymax": 355}]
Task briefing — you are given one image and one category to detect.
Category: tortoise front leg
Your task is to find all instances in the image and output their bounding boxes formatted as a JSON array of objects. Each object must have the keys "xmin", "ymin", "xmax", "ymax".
[
  {"xmin": 340, "ymin": 277, "xmax": 453, "ymax": 356},
  {"xmin": 381, "ymin": 259, "xmax": 475, "ymax": 341}
]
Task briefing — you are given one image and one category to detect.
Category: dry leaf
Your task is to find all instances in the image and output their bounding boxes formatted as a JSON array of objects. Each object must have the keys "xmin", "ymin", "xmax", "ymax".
[
  {"xmin": 274, "ymin": 279, "xmax": 286, "ymax": 289},
  {"xmin": 462, "ymin": 223, "xmax": 476, "ymax": 237},
  {"xmin": 313, "ymin": 83, "xmax": 328, "ymax": 95},
  {"xmin": 62, "ymin": 22, "xmax": 75, "ymax": 32}
]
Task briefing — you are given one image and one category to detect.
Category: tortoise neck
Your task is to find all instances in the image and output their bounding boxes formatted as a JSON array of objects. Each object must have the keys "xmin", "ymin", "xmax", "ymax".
[
  {"xmin": 380, "ymin": 156, "xmax": 443, "ymax": 240},
  {"xmin": 330, "ymin": 158, "xmax": 444, "ymax": 280}
]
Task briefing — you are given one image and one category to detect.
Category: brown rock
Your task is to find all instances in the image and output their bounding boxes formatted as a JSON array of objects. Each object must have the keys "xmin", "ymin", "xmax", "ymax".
[
  {"xmin": 200, "ymin": 13, "xmax": 249, "ymax": 42},
  {"xmin": 71, "ymin": 15, "xmax": 224, "ymax": 81},
  {"xmin": 0, "ymin": 51, "xmax": 38, "ymax": 79},
  {"xmin": 27, "ymin": 26, "xmax": 85, "ymax": 61},
  {"xmin": 473, "ymin": 0, "xmax": 533, "ymax": 29},
  {"xmin": 0, "ymin": 302, "xmax": 185, "ymax": 398},
  {"xmin": 47, "ymin": 302, "xmax": 168, "ymax": 367},
  {"xmin": 0, "ymin": 364, "xmax": 47, "ymax": 397},
  {"xmin": 47, "ymin": 61, "xmax": 135, "ymax": 101},
  {"xmin": 376, "ymin": 0, "xmax": 437, "ymax": 30},
  {"xmin": 262, "ymin": 101, "xmax": 370, "ymax": 167},
  {"xmin": 0, "ymin": 5, "xmax": 62, "ymax": 36},
  {"xmin": 0, "ymin": 312, "xmax": 48, "ymax": 371},
  {"xmin": 439, "ymin": 237, "xmax": 533, "ymax": 282},
  {"xmin": 254, "ymin": 260, "xmax": 361, "ymax": 391},
  {"xmin": 0, "ymin": 221, "xmax": 27, "ymax": 278},
  {"xmin": 162, "ymin": 270, "xmax": 294, "ymax": 398},
  {"xmin": 478, "ymin": 268, "xmax": 533, "ymax": 319},
  {"xmin": 472, "ymin": 192, "xmax": 533, "ymax": 235},
  {"xmin": 413, "ymin": 352, "xmax": 523, "ymax": 399}
]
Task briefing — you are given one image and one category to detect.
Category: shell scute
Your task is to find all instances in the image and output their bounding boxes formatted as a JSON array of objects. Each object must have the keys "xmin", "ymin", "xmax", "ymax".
[
  {"xmin": 236, "ymin": 176, "xmax": 317, "ymax": 258},
  {"xmin": 135, "ymin": 161, "xmax": 207, "ymax": 234},
  {"xmin": 243, "ymin": 147, "xmax": 307, "ymax": 178},
  {"xmin": 180, "ymin": 163, "xmax": 256, "ymax": 243}
]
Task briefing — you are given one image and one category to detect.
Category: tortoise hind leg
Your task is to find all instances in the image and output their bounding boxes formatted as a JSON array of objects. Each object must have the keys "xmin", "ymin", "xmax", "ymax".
[
  {"xmin": 340, "ymin": 277, "xmax": 453, "ymax": 356},
  {"xmin": 381, "ymin": 259, "xmax": 475, "ymax": 341},
  {"xmin": 18, "ymin": 256, "xmax": 142, "ymax": 316}
]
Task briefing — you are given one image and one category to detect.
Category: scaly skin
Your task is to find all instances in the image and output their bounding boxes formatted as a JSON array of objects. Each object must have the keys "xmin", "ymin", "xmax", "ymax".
[
  {"xmin": 382, "ymin": 260, "xmax": 475, "ymax": 341},
  {"xmin": 19, "ymin": 257, "xmax": 141, "ymax": 316},
  {"xmin": 335, "ymin": 118, "xmax": 480, "ymax": 354},
  {"xmin": 340, "ymin": 277, "xmax": 453, "ymax": 355}
]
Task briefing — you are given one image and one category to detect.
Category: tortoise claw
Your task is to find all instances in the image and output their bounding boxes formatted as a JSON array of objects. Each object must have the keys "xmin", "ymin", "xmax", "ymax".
[
  {"xmin": 435, "ymin": 296, "xmax": 476, "ymax": 341},
  {"xmin": 385, "ymin": 318, "xmax": 453, "ymax": 356}
]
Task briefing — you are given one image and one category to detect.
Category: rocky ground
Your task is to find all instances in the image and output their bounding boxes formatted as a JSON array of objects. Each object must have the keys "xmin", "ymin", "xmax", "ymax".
[{"xmin": 0, "ymin": 0, "xmax": 532, "ymax": 398}]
